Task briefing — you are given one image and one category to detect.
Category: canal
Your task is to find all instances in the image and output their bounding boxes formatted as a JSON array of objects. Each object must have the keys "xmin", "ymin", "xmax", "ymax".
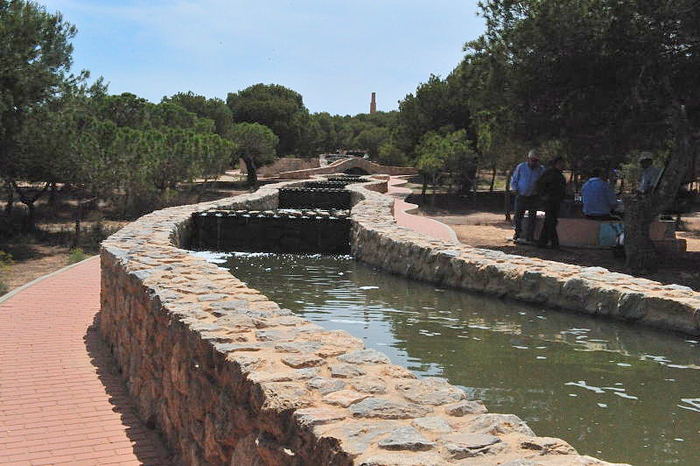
[{"xmin": 194, "ymin": 251, "xmax": 700, "ymax": 466}]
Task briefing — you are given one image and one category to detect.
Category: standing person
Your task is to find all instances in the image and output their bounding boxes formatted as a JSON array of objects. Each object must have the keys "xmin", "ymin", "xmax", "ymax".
[
  {"xmin": 510, "ymin": 150, "xmax": 545, "ymax": 243},
  {"xmin": 536, "ymin": 156, "xmax": 566, "ymax": 248},
  {"xmin": 638, "ymin": 152, "xmax": 661, "ymax": 195}
]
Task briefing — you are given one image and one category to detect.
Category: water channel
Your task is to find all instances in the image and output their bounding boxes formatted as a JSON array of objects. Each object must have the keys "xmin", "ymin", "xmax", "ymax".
[{"xmin": 194, "ymin": 251, "xmax": 700, "ymax": 465}]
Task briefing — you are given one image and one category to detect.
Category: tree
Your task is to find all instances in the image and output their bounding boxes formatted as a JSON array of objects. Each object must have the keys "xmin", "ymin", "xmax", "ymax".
[
  {"xmin": 91, "ymin": 92, "xmax": 151, "ymax": 128},
  {"xmin": 227, "ymin": 84, "xmax": 309, "ymax": 155},
  {"xmin": 227, "ymin": 123, "xmax": 279, "ymax": 186},
  {"xmin": 0, "ymin": 0, "xmax": 79, "ymax": 226},
  {"xmin": 396, "ymin": 74, "xmax": 474, "ymax": 155},
  {"xmin": 468, "ymin": 0, "xmax": 700, "ymax": 272},
  {"xmin": 162, "ymin": 92, "xmax": 233, "ymax": 136},
  {"xmin": 353, "ymin": 127, "xmax": 390, "ymax": 159},
  {"xmin": 415, "ymin": 132, "xmax": 449, "ymax": 200},
  {"xmin": 377, "ymin": 142, "xmax": 409, "ymax": 167}
]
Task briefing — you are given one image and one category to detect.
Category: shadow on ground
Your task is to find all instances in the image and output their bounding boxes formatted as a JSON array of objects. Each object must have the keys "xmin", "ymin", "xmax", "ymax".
[{"xmin": 84, "ymin": 313, "xmax": 174, "ymax": 465}]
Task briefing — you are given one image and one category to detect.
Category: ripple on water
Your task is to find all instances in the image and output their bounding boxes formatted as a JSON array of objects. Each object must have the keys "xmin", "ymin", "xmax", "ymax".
[{"xmin": 207, "ymin": 251, "xmax": 700, "ymax": 466}]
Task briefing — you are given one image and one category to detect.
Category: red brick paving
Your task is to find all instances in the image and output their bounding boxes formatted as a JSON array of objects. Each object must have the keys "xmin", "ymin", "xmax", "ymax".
[
  {"xmin": 0, "ymin": 257, "xmax": 171, "ymax": 466},
  {"xmin": 388, "ymin": 176, "xmax": 459, "ymax": 243},
  {"xmin": 0, "ymin": 181, "xmax": 457, "ymax": 465}
]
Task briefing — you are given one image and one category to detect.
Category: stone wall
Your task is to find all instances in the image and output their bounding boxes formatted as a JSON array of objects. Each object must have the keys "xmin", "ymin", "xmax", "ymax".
[
  {"xmin": 349, "ymin": 183, "xmax": 700, "ymax": 337},
  {"xmin": 101, "ymin": 178, "xmax": 624, "ymax": 465}
]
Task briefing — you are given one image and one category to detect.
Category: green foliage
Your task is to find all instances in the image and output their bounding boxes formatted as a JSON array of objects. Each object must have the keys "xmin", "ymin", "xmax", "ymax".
[
  {"xmin": 416, "ymin": 130, "xmax": 477, "ymax": 194},
  {"xmin": 228, "ymin": 122, "xmax": 279, "ymax": 185},
  {"xmin": 68, "ymin": 247, "xmax": 85, "ymax": 264},
  {"xmin": 396, "ymin": 74, "xmax": 474, "ymax": 156},
  {"xmin": 377, "ymin": 143, "xmax": 409, "ymax": 167},
  {"xmin": 162, "ymin": 92, "xmax": 233, "ymax": 136},
  {"xmin": 0, "ymin": 251, "xmax": 10, "ymax": 295},
  {"xmin": 353, "ymin": 127, "xmax": 390, "ymax": 159},
  {"xmin": 0, "ymin": 0, "xmax": 79, "ymax": 190},
  {"xmin": 467, "ymin": 0, "xmax": 700, "ymax": 164},
  {"xmin": 227, "ymin": 84, "xmax": 310, "ymax": 155}
]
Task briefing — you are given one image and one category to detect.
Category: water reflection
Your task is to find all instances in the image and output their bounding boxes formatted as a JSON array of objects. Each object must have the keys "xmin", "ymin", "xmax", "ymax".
[{"xmin": 193, "ymin": 251, "xmax": 700, "ymax": 466}]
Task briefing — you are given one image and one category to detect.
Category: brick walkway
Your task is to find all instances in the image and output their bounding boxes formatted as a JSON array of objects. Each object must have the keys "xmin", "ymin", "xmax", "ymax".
[
  {"xmin": 387, "ymin": 176, "xmax": 459, "ymax": 243},
  {"xmin": 0, "ymin": 257, "xmax": 170, "ymax": 466}
]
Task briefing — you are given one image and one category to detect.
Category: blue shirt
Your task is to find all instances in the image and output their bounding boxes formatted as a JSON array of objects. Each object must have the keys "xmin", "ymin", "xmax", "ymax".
[
  {"xmin": 581, "ymin": 177, "xmax": 617, "ymax": 216},
  {"xmin": 510, "ymin": 162, "xmax": 544, "ymax": 196}
]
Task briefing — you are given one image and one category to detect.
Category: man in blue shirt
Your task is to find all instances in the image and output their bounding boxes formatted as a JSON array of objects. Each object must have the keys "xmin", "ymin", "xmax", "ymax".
[
  {"xmin": 581, "ymin": 169, "xmax": 619, "ymax": 219},
  {"xmin": 510, "ymin": 150, "xmax": 545, "ymax": 242}
]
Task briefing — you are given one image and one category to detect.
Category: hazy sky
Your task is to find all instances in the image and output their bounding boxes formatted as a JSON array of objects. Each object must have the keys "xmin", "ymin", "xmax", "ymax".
[{"xmin": 41, "ymin": 1, "xmax": 486, "ymax": 115}]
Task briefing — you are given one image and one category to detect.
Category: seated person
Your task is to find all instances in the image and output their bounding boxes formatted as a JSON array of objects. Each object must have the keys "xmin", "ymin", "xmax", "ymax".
[
  {"xmin": 638, "ymin": 152, "xmax": 661, "ymax": 195},
  {"xmin": 581, "ymin": 169, "xmax": 620, "ymax": 220}
]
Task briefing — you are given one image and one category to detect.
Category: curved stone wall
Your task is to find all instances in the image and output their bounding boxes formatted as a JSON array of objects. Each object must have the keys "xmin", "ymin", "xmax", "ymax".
[
  {"xmin": 100, "ymin": 179, "xmax": 624, "ymax": 465},
  {"xmin": 349, "ymin": 184, "xmax": 700, "ymax": 337}
]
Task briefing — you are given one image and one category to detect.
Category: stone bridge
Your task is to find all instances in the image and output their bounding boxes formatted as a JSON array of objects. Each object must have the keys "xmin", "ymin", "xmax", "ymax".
[{"xmin": 277, "ymin": 157, "xmax": 417, "ymax": 179}]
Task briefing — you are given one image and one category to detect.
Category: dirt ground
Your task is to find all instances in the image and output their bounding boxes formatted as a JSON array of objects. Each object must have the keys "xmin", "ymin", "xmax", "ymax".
[
  {"xmin": 417, "ymin": 209, "xmax": 700, "ymax": 291},
  {"xmin": 3, "ymin": 181, "xmax": 699, "ymax": 295},
  {"xmin": 1, "ymin": 182, "xmax": 248, "ymax": 296}
]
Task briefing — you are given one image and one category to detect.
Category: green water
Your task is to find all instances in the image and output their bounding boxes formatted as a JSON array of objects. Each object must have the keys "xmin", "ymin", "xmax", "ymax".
[{"xmin": 196, "ymin": 251, "xmax": 700, "ymax": 466}]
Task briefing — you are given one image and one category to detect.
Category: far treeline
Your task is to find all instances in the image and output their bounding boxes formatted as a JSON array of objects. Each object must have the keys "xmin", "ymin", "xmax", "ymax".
[{"xmin": 1, "ymin": 0, "xmax": 699, "ymax": 273}]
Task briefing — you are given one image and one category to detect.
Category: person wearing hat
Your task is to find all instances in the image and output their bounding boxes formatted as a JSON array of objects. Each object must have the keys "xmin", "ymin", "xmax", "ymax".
[
  {"xmin": 638, "ymin": 152, "xmax": 661, "ymax": 195},
  {"xmin": 510, "ymin": 149, "xmax": 545, "ymax": 243}
]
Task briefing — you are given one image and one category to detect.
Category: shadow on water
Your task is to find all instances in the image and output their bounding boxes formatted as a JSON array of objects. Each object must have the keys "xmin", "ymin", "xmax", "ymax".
[
  {"xmin": 84, "ymin": 313, "xmax": 173, "ymax": 465},
  {"xmin": 196, "ymin": 250, "xmax": 700, "ymax": 466}
]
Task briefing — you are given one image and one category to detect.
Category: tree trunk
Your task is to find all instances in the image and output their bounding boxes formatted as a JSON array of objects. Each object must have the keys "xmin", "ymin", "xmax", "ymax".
[
  {"xmin": 623, "ymin": 104, "xmax": 693, "ymax": 273},
  {"xmin": 623, "ymin": 197, "xmax": 657, "ymax": 272},
  {"xmin": 421, "ymin": 174, "xmax": 428, "ymax": 200},
  {"xmin": 73, "ymin": 197, "xmax": 83, "ymax": 248},
  {"xmin": 4, "ymin": 181, "xmax": 13, "ymax": 217},
  {"xmin": 489, "ymin": 167, "xmax": 497, "ymax": 191},
  {"xmin": 48, "ymin": 182, "xmax": 57, "ymax": 208},
  {"xmin": 243, "ymin": 157, "xmax": 257, "ymax": 187},
  {"xmin": 13, "ymin": 181, "xmax": 49, "ymax": 232},
  {"xmin": 504, "ymin": 170, "xmax": 512, "ymax": 222}
]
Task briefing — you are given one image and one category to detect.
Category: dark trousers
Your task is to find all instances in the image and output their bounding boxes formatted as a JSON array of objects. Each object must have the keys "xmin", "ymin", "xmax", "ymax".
[
  {"xmin": 514, "ymin": 195, "xmax": 539, "ymax": 241},
  {"xmin": 538, "ymin": 201, "xmax": 560, "ymax": 247}
]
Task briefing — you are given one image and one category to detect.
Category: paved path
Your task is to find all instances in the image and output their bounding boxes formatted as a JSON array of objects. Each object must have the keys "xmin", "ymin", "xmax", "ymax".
[
  {"xmin": 0, "ymin": 179, "xmax": 456, "ymax": 466},
  {"xmin": 387, "ymin": 176, "xmax": 459, "ymax": 243},
  {"xmin": 0, "ymin": 257, "xmax": 170, "ymax": 466}
]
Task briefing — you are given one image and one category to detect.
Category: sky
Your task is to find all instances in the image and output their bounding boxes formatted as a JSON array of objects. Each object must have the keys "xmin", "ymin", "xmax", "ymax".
[{"xmin": 40, "ymin": 0, "xmax": 486, "ymax": 116}]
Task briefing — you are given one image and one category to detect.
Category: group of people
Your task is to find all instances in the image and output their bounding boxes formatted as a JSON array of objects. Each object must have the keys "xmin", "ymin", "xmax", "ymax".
[{"xmin": 509, "ymin": 150, "xmax": 659, "ymax": 249}]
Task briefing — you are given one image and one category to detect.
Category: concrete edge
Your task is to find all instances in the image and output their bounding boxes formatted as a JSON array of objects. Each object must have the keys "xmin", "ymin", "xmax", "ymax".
[{"xmin": 0, "ymin": 254, "xmax": 100, "ymax": 305}]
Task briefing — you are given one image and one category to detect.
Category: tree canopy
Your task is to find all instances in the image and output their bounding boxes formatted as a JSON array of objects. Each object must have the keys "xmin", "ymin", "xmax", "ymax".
[
  {"xmin": 228, "ymin": 122, "xmax": 279, "ymax": 185},
  {"xmin": 463, "ymin": 0, "xmax": 700, "ymax": 271},
  {"xmin": 0, "ymin": 0, "xmax": 79, "ymax": 182},
  {"xmin": 227, "ymin": 84, "xmax": 310, "ymax": 156}
]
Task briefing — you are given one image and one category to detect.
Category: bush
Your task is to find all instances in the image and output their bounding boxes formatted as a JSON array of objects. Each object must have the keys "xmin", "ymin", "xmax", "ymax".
[
  {"xmin": 0, "ymin": 251, "xmax": 14, "ymax": 296},
  {"xmin": 68, "ymin": 248, "xmax": 86, "ymax": 264}
]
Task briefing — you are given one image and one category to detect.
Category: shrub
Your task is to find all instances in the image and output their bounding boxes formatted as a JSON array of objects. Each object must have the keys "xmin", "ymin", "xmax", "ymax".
[
  {"xmin": 0, "ymin": 251, "xmax": 14, "ymax": 296},
  {"xmin": 68, "ymin": 248, "xmax": 86, "ymax": 264}
]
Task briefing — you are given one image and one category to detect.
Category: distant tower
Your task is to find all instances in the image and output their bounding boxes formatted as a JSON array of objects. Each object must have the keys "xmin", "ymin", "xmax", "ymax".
[{"xmin": 370, "ymin": 92, "xmax": 377, "ymax": 114}]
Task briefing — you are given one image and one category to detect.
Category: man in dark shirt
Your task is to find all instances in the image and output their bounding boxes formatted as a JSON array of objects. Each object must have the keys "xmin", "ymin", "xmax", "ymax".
[{"xmin": 536, "ymin": 156, "xmax": 566, "ymax": 248}]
